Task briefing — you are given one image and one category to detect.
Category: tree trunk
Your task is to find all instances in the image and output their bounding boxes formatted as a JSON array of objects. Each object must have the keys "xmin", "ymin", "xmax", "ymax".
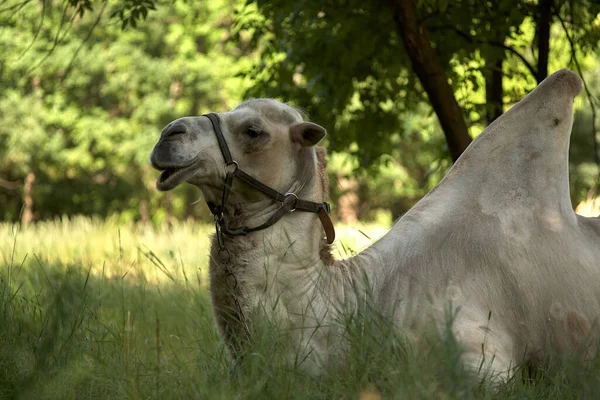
[
  {"xmin": 388, "ymin": 0, "xmax": 472, "ymax": 161},
  {"xmin": 139, "ymin": 198, "xmax": 150, "ymax": 223},
  {"xmin": 536, "ymin": 0, "xmax": 553, "ymax": 83},
  {"xmin": 164, "ymin": 192, "xmax": 175, "ymax": 226},
  {"xmin": 484, "ymin": 51, "xmax": 504, "ymax": 124},
  {"xmin": 21, "ymin": 171, "xmax": 36, "ymax": 225},
  {"xmin": 0, "ymin": 176, "xmax": 20, "ymax": 190},
  {"xmin": 336, "ymin": 173, "xmax": 359, "ymax": 225}
]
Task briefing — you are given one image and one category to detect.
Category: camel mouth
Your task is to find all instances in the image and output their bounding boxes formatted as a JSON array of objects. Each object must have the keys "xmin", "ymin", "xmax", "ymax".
[{"xmin": 156, "ymin": 160, "xmax": 201, "ymax": 191}]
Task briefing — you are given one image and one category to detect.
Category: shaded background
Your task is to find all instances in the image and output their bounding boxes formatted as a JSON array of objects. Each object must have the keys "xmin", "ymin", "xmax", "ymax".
[{"xmin": 1, "ymin": 0, "xmax": 599, "ymax": 225}]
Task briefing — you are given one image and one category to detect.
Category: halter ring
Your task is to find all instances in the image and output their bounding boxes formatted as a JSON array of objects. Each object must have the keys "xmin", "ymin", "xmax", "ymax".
[
  {"xmin": 225, "ymin": 160, "xmax": 238, "ymax": 175},
  {"xmin": 284, "ymin": 193, "xmax": 298, "ymax": 212}
]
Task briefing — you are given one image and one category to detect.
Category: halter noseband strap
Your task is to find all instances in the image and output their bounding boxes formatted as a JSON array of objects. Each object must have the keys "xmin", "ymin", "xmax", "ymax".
[{"xmin": 203, "ymin": 113, "xmax": 335, "ymax": 246}]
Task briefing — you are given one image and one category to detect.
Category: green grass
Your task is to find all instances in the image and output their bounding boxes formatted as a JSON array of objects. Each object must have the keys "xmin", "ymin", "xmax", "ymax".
[{"xmin": 1, "ymin": 217, "xmax": 600, "ymax": 399}]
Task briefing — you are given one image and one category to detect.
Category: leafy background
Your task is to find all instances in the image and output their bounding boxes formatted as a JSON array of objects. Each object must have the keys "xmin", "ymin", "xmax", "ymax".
[{"xmin": 1, "ymin": 0, "xmax": 599, "ymax": 225}]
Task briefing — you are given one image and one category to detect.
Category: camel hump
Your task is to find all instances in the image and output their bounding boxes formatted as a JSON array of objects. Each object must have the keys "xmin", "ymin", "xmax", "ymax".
[{"xmin": 422, "ymin": 69, "xmax": 582, "ymax": 224}]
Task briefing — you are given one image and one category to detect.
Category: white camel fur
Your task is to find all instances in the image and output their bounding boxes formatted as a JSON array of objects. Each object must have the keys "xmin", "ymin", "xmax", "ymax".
[{"xmin": 150, "ymin": 69, "xmax": 600, "ymax": 377}]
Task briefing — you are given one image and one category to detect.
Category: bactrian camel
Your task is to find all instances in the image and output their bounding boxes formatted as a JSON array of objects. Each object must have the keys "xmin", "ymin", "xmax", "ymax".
[{"xmin": 150, "ymin": 69, "xmax": 600, "ymax": 378}]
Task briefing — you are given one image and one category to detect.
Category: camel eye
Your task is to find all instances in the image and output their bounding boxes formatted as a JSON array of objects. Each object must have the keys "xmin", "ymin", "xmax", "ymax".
[{"xmin": 246, "ymin": 127, "xmax": 262, "ymax": 138}]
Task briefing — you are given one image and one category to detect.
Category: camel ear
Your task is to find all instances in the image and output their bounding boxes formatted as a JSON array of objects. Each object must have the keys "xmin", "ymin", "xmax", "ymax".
[{"xmin": 290, "ymin": 122, "xmax": 327, "ymax": 147}]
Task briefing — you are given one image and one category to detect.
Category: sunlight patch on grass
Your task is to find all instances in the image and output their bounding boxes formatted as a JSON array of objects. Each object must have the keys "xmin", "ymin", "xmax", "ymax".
[{"xmin": 0, "ymin": 216, "xmax": 387, "ymax": 286}]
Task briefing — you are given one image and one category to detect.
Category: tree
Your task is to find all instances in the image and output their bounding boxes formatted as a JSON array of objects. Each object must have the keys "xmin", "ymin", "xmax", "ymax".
[
  {"xmin": 235, "ymin": 0, "xmax": 600, "ymax": 163},
  {"xmin": 388, "ymin": 0, "xmax": 472, "ymax": 161},
  {"xmin": 1, "ymin": 0, "xmax": 599, "ymax": 222},
  {"xmin": 233, "ymin": 0, "xmax": 600, "ymax": 215},
  {"xmin": 0, "ymin": 0, "xmax": 247, "ymax": 223}
]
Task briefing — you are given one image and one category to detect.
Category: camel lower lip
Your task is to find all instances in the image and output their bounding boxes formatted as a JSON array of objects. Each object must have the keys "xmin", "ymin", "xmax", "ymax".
[{"xmin": 156, "ymin": 162, "xmax": 199, "ymax": 191}]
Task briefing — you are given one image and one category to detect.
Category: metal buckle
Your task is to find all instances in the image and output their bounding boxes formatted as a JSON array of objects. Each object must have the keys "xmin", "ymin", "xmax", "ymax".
[
  {"xmin": 224, "ymin": 160, "xmax": 238, "ymax": 175},
  {"xmin": 283, "ymin": 193, "xmax": 298, "ymax": 212}
]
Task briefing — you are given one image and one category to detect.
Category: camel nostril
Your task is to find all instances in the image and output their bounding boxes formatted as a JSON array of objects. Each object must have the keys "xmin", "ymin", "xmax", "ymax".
[{"xmin": 162, "ymin": 123, "xmax": 187, "ymax": 138}]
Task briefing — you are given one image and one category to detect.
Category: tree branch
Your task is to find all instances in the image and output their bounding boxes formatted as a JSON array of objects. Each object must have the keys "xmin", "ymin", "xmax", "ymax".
[
  {"xmin": 445, "ymin": 26, "xmax": 538, "ymax": 79},
  {"xmin": 490, "ymin": 40, "xmax": 537, "ymax": 79},
  {"xmin": 0, "ymin": 0, "xmax": 32, "ymax": 15},
  {"xmin": 19, "ymin": 0, "xmax": 47, "ymax": 58},
  {"xmin": 388, "ymin": 0, "xmax": 472, "ymax": 161},
  {"xmin": 61, "ymin": 1, "xmax": 107, "ymax": 82},
  {"xmin": 27, "ymin": 0, "xmax": 82, "ymax": 73},
  {"xmin": 0, "ymin": 176, "xmax": 21, "ymax": 190}
]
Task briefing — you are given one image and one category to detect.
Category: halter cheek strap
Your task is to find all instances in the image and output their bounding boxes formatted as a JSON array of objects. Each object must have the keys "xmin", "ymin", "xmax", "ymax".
[{"xmin": 203, "ymin": 112, "xmax": 336, "ymax": 246}]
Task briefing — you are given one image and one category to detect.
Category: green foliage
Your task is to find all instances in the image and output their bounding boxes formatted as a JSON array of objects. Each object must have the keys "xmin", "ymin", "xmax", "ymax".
[
  {"xmin": 111, "ymin": 0, "xmax": 157, "ymax": 29},
  {"xmin": 236, "ymin": 0, "xmax": 600, "ymax": 158},
  {"xmin": 0, "ymin": 0, "xmax": 247, "ymax": 222},
  {"xmin": 570, "ymin": 68, "xmax": 600, "ymax": 201},
  {"xmin": 234, "ymin": 0, "xmax": 600, "ymax": 214},
  {"xmin": 0, "ymin": 0, "xmax": 599, "ymax": 222}
]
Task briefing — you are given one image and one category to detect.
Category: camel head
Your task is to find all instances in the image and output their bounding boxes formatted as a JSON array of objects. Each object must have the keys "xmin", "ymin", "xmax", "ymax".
[{"xmin": 150, "ymin": 99, "xmax": 328, "ymax": 208}]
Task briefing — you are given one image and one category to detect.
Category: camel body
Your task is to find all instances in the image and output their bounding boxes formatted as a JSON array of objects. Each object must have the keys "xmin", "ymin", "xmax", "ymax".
[{"xmin": 150, "ymin": 69, "xmax": 600, "ymax": 376}]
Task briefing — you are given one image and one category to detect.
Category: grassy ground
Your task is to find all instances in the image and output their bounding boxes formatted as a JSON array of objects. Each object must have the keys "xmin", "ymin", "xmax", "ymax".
[{"xmin": 1, "ymin": 217, "xmax": 600, "ymax": 399}]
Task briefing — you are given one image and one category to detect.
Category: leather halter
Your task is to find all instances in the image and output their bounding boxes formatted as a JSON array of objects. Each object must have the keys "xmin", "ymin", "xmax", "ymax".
[{"xmin": 203, "ymin": 113, "xmax": 335, "ymax": 247}]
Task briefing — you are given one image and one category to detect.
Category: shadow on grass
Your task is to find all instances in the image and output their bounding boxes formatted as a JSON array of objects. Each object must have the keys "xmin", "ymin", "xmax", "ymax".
[
  {"xmin": 2, "ymin": 259, "xmax": 600, "ymax": 399},
  {"xmin": 0, "ymin": 258, "xmax": 226, "ymax": 399}
]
